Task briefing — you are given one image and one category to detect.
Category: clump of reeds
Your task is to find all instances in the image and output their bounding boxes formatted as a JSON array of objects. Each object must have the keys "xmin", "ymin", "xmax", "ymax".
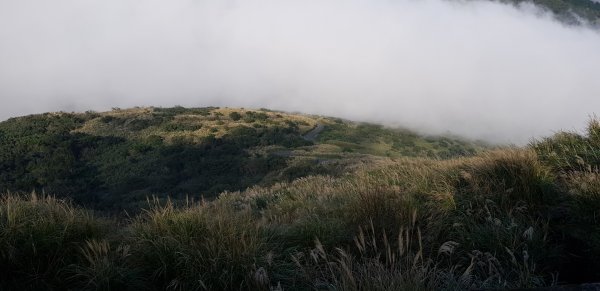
[
  {"xmin": 293, "ymin": 213, "xmax": 442, "ymax": 291},
  {"xmin": 0, "ymin": 193, "xmax": 108, "ymax": 289},
  {"xmin": 128, "ymin": 198, "xmax": 272, "ymax": 290}
]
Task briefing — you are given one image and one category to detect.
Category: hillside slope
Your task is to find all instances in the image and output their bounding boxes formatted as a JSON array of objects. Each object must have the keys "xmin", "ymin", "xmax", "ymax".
[
  {"xmin": 0, "ymin": 106, "xmax": 482, "ymax": 210},
  {"xmin": 1, "ymin": 117, "xmax": 600, "ymax": 290}
]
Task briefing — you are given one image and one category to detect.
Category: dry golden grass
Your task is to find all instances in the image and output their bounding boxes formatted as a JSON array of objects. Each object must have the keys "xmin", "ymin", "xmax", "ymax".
[{"xmin": 72, "ymin": 106, "xmax": 321, "ymax": 143}]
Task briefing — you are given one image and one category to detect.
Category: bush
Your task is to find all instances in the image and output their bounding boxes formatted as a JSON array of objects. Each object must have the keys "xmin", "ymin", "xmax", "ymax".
[
  {"xmin": 229, "ymin": 111, "xmax": 242, "ymax": 121},
  {"xmin": 162, "ymin": 122, "xmax": 202, "ymax": 132}
]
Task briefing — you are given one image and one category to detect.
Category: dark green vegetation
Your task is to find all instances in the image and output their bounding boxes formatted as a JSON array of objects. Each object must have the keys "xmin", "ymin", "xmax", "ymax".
[
  {"xmin": 502, "ymin": 0, "xmax": 600, "ymax": 25},
  {"xmin": 2, "ymin": 108, "xmax": 600, "ymax": 290},
  {"xmin": 317, "ymin": 121, "xmax": 480, "ymax": 158},
  {"xmin": 0, "ymin": 107, "xmax": 478, "ymax": 211}
]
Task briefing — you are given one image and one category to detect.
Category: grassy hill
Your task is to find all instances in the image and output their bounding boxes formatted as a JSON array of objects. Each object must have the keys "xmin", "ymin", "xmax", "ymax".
[
  {"xmin": 0, "ymin": 106, "xmax": 482, "ymax": 211},
  {"xmin": 2, "ymin": 107, "xmax": 600, "ymax": 290}
]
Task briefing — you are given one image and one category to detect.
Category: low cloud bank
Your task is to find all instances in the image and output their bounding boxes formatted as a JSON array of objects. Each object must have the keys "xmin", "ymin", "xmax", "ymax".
[{"xmin": 1, "ymin": 0, "xmax": 600, "ymax": 143}]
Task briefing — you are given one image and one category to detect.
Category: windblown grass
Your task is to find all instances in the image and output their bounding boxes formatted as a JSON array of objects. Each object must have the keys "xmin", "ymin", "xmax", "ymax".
[
  {"xmin": 128, "ymin": 198, "xmax": 272, "ymax": 290},
  {"xmin": 0, "ymin": 193, "xmax": 108, "ymax": 289}
]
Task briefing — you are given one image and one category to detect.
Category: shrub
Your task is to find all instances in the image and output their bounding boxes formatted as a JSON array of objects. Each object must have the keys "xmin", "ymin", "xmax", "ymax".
[
  {"xmin": 229, "ymin": 112, "xmax": 242, "ymax": 121},
  {"xmin": 162, "ymin": 122, "xmax": 202, "ymax": 132}
]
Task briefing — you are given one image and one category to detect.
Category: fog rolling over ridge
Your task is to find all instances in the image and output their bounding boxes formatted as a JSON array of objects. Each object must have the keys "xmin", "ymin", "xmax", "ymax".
[{"xmin": 1, "ymin": 0, "xmax": 600, "ymax": 143}]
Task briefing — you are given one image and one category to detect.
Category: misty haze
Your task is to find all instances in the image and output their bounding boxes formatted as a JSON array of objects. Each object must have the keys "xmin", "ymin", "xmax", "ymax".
[{"xmin": 2, "ymin": 0, "xmax": 600, "ymax": 143}]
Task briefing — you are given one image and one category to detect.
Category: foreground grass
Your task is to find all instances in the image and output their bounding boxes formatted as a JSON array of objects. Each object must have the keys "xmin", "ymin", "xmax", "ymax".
[
  {"xmin": 0, "ymin": 194, "xmax": 109, "ymax": 289},
  {"xmin": 2, "ymin": 119, "xmax": 600, "ymax": 290}
]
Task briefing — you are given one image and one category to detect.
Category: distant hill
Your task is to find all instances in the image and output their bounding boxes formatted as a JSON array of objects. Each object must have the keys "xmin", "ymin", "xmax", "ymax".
[
  {"xmin": 0, "ymin": 106, "xmax": 483, "ymax": 211},
  {"xmin": 503, "ymin": 0, "xmax": 600, "ymax": 25}
]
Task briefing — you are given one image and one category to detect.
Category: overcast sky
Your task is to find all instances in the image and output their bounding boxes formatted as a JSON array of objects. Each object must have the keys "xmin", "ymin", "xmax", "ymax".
[{"xmin": 1, "ymin": 0, "xmax": 600, "ymax": 143}]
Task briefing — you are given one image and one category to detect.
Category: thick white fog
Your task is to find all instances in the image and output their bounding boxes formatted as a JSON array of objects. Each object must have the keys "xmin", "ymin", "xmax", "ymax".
[{"xmin": 1, "ymin": 0, "xmax": 600, "ymax": 143}]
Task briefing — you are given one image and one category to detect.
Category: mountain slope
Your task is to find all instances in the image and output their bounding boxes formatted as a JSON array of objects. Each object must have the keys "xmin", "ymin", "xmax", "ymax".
[
  {"xmin": 0, "ymin": 106, "xmax": 483, "ymax": 210},
  {"xmin": 2, "ymin": 118, "xmax": 600, "ymax": 289}
]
